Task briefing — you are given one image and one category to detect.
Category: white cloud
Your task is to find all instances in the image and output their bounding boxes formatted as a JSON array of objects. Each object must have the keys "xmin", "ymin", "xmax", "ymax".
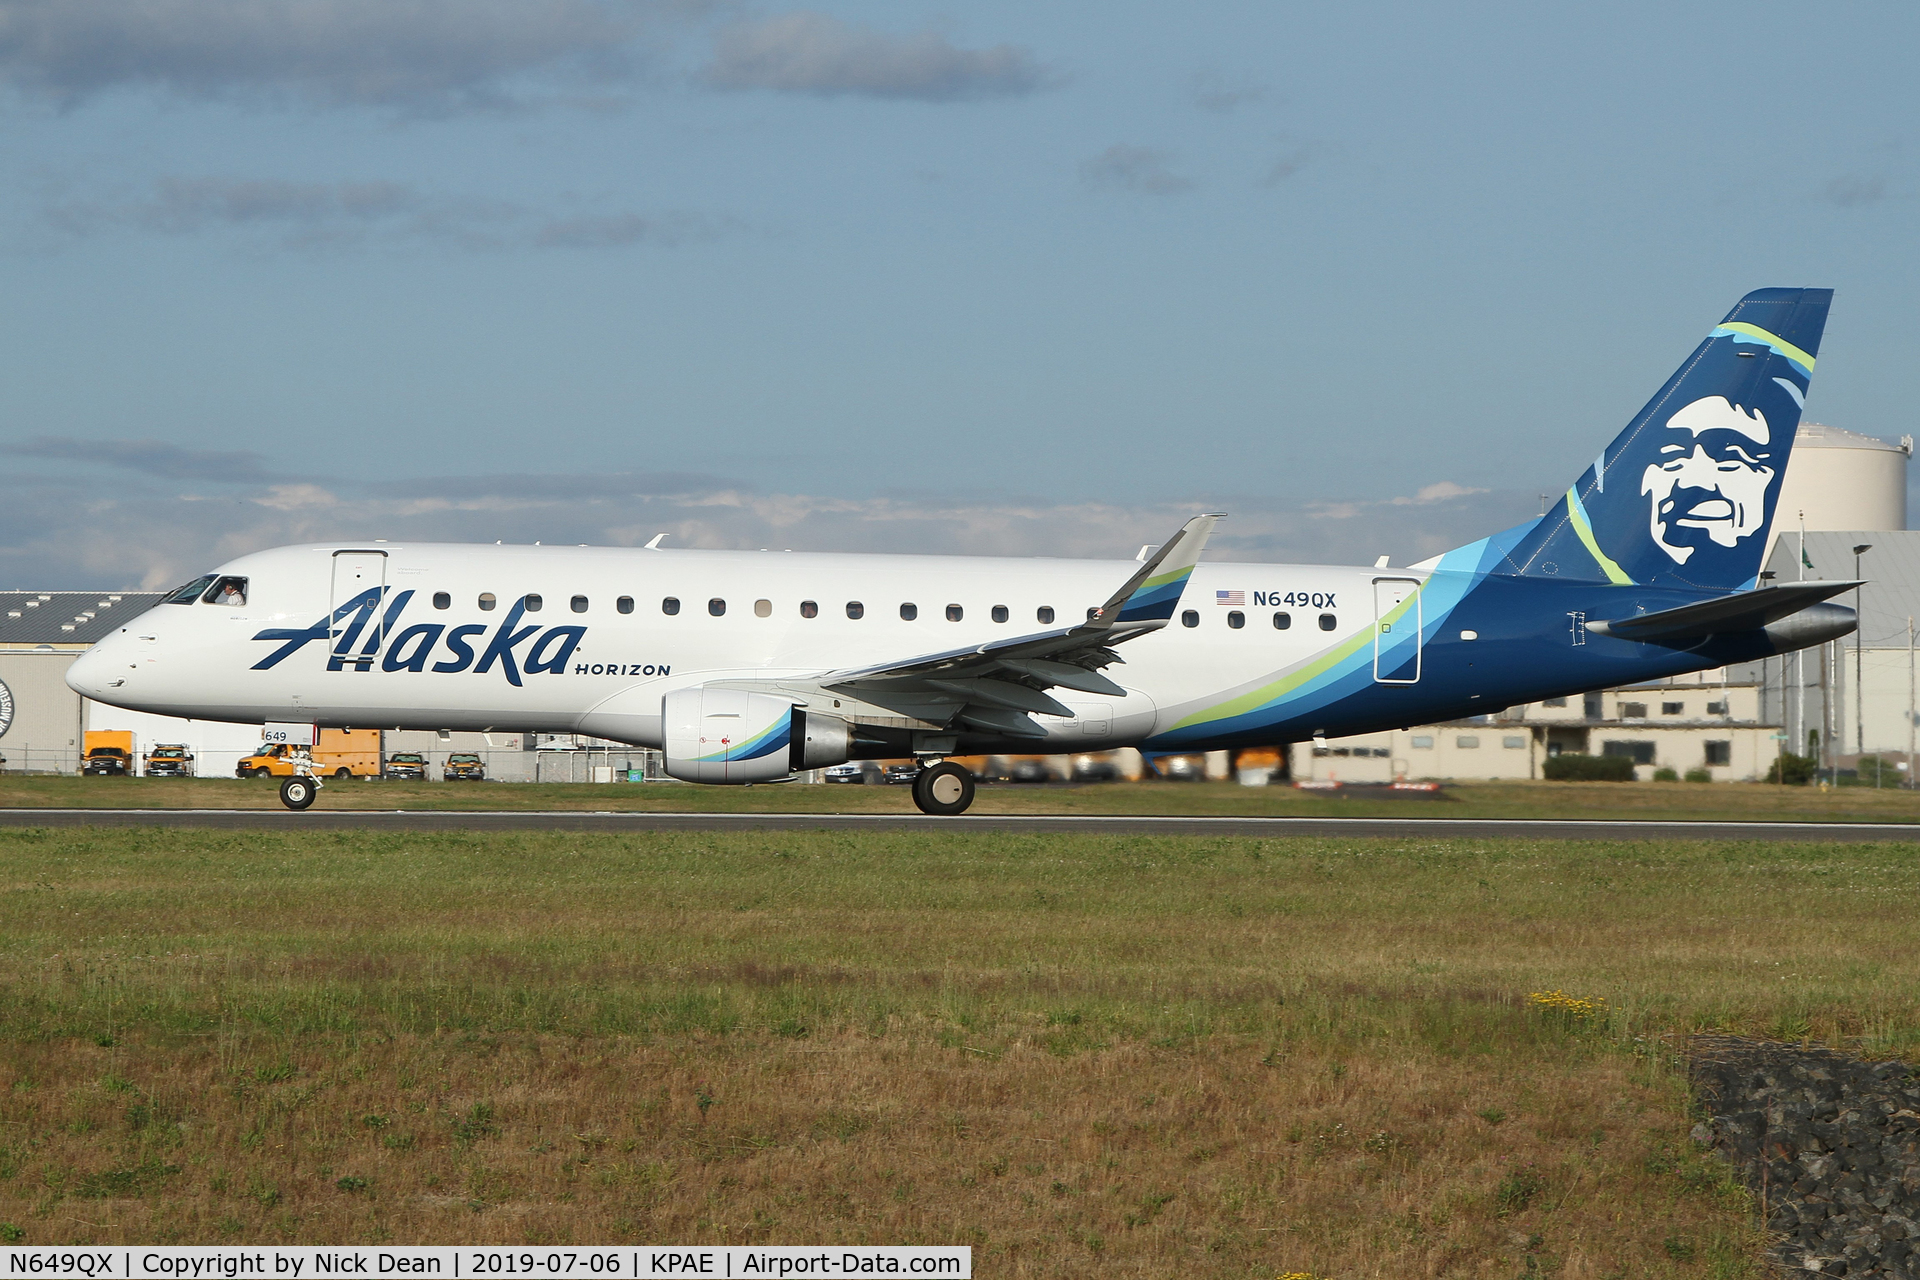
[
  {"xmin": 704, "ymin": 11, "xmax": 1049, "ymax": 101},
  {"xmin": 0, "ymin": 0, "xmax": 687, "ymax": 114},
  {"xmin": 0, "ymin": 461, "xmax": 1537, "ymax": 590},
  {"xmin": 42, "ymin": 175, "xmax": 733, "ymax": 252},
  {"xmin": 1079, "ymin": 144, "xmax": 1192, "ymax": 195}
]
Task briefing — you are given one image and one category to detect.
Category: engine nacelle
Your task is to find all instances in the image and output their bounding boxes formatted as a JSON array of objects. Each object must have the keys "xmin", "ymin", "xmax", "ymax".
[
  {"xmin": 663, "ymin": 686, "xmax": 797, "ymax": 783},
  {"xmin": 661, "ymin": 689, "xmax": 855, "ymax": 783}
]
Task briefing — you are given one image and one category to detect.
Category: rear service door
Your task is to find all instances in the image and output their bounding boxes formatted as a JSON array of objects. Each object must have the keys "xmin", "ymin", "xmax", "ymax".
[
  {"xmin": 1371, "ymin": 577, "xmax": 1422, "ymax": 684},
  {"xmin": 329, "ymin": 550, "xmax": 389, "ymax": 667}
]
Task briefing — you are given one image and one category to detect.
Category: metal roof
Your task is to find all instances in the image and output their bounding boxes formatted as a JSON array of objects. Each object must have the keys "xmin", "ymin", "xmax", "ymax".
[
  {"xmin": 0, "ymin": 591, "xmax": 164, "ymax": 646},
  {"xmin": 1764, "ymin": 530, "xmax": 1920, "ymax": 649}
]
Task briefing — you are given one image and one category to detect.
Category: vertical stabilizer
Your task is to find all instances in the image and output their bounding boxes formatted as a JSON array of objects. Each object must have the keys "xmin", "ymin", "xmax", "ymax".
[{"xmin": 1495, "ymin": 287, "xmax": 1832, "ymax": 591}]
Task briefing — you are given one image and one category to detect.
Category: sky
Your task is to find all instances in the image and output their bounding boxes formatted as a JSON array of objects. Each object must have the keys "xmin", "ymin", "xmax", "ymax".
[{"xmin": 2, "ymin": 0, "xmax": 1917, "ymax": 589}]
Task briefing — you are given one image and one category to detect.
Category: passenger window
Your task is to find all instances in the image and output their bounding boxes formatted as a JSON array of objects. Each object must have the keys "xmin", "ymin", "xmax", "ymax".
[
  {"xmin": 754, "ymin": 599, "xmax": 772, "ymax": 618},
  {"xmin": 709, "ymin": 598, "xmax": 726, "ymax": 617},
  {"xmin": 1227, "ymin": 610, "xmax": 1244, "ymax": 629},
  {"xmin": 1182, "ymin": 610, "xmax": 1199, "ymax": 628},
  {"xmin": 1037, "ymin": 606, "xmax": 1055, "ymax": 624},
  {"xmin": 800, "ymin": 600, "xmax": 819, "ymax": 618},
  {"xmin": 524, "ymin": 594, "xmax": 543, "ymax": 612},
  {"xmin": 617, "ymin": 596, "xmax": 634, "ymax": 614},
  {"xmin": 1318, "ymin": 613, "xmax": 1337, "ymax": 631},
  {"xmin": 946, "ymin": 604, "xmax": 963, "ymax": 622},
  {"xmin": 479, "ymin": 593, "xmax": 497, "ymax": 611},
  {"xmin": 433, "ymin": 592, "xmax": 451, "ymax": 610},
  {"xmin": 202, "ymin": 576, "xmax": 249, "ymax": 606},
  {"xmin": 163, "ymin": 574, "xmax": 217, "ymax": 605},
  {"xmin": 571, "ymin": 595, "xmax": 589, "ymax": 613},
  {"xmin": 900, "ymin": 603, "xmax": 918, "ymax": 621},
  {"xmin": 662, "ymin": 597, "xmax": 680, "ymax": 615},
  {"xmin": 991, "ymin": 605, "xmax": 1008, "ymax": 623},
  {"xmin": 1273, "ymin": 612, "xmax": 1291, "ymax": 630},
  {"xmin": 846, "ymin": 601, "xmax": 864, "ymax": 619}
]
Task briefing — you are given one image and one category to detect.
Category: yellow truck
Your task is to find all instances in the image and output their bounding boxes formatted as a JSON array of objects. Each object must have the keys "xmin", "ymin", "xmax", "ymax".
[
  {"xmin": 81, "ymin": 729, "xmax": 135, "ymax": 777},
  {"xmin": 236, "ymin": 728, "xmax": 383, "ymax": 779}
]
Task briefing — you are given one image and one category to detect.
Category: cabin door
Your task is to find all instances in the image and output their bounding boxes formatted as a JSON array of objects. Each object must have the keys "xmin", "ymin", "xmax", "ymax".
[
  {"xmin": 1371, "ymin": 577, "xmax": 1422, "ymax": 685},
  {"xmin": 329, "ymin": 550, "xmax": 389, "ymax": 668}
]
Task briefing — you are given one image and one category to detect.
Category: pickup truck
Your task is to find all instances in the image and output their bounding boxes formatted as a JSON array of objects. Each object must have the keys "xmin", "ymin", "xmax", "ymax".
[
  {"xmin": 443, "ymin": 752, "xmax": 486, "ymax": 781},
  {"xmin": 81, "ymin": 745, "xmax": 133, "ymax": 776},
  {"xmin": 144, "ymin": 744, "xmax": 195, "ymax": 777}
]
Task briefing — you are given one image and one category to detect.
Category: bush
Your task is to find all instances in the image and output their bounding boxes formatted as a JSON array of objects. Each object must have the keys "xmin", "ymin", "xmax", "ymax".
[
  {"xmin": 1542, "ymin": 754, "xmax": 1635, "ymax": 781},
  {"xmin": 1652, "ymin": 767, "xmax": 1679, "ymax": 782},
  {"xmin": 1766, "ymin": 752, "xmax": 1815, "ymax": 785},
  {"xmin": 1683, "ymin": 768, "xmax": 1712, "ymax": 783}
]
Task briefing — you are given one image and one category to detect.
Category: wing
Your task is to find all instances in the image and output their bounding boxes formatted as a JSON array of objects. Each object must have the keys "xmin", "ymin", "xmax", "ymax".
[{"xmin": 711, "ymin": 514, "xmax": 1221, "ymax": 739}]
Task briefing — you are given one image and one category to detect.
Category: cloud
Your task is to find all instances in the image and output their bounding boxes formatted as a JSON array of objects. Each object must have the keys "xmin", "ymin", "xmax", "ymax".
[
  {"xmin": 704, "ymin": 11, "xmax": 1049, "ymax": 101},
  {"xmin": 1079, "ymin": 144, "xmax": 1193, "ymax": 195},
  {"xmin": 43, "ymin": 175, "xmax": 730, "ymax": 252},
  {"xmin": 1, "ymin": 435, "xmax": 276, "ymax": 483},
  {"xmin": 365, "ymin": 471, "xmax": 742, "ymax": 501},
  {"xmin": 0, "ymin": 0, "xmax": 674, "ymax": 114},
  {"xmin": 1188, "ymin": 70, "xmax": 1264, "ymax": 113},
  {"xmin": 0, "ymin": 461, "xmax": 1539, "ymax": 591},
  {"xmin": 1823, "ymin": 175, "xmax": 1890, "ymax": 208},
  {"xmin": 1261, "ymin": 139, "xmax": 1312, "ymax": 184}
]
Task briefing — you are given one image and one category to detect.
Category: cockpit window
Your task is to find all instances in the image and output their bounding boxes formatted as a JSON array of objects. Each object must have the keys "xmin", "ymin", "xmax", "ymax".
[
  {"xmin": 163, "ymin": 574, "xmax": 217, "ymax": 605},
  {"xmin": 202, "ymin": 576, "xmax": 249, "ymax": 606}
]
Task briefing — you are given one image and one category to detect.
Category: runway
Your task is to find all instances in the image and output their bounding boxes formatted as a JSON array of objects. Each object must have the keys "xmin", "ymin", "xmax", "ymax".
[{"xmin": 1, "ymin": 808, "xmax": 1917, "ymax": 841}]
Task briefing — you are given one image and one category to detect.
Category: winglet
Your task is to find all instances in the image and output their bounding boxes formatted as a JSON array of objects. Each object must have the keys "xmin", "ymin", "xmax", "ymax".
[{"xmin": 1094, "ymin": 514, "xmax": 1221, "ymax": 629}]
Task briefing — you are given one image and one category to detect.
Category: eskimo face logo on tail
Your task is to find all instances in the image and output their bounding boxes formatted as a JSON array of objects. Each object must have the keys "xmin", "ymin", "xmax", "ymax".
[{"xmin": 1639, "ymin": 396, "xmax": 1775, "ymax": 565}]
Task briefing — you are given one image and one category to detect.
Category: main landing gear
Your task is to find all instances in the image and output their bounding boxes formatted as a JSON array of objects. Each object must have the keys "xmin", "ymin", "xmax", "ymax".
[{"xmin": 911, "ymin": 761, "xmax": 975, "ymax": 816}]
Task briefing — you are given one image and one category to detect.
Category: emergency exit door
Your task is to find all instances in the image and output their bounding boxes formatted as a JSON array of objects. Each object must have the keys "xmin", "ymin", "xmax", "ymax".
[
  {"xmin": 329, "ymin": 550, "xmax": 388, "ymax": 667},
  {"xmin": 1372, "ymin": 577, "xmax": 1422, "ymax": 684}
]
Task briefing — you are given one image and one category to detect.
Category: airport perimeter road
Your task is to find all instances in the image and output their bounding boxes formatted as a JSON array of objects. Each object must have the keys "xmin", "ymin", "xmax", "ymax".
[{"xmin": 1, "ymin": 809, "xmax": 1918, "ymax": 841}]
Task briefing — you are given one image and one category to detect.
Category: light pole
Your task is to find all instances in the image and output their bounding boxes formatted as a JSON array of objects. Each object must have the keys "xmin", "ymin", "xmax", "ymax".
[{"xmin": 1855, "ymin": 543, "xmax": 1873, "ymax": 770}]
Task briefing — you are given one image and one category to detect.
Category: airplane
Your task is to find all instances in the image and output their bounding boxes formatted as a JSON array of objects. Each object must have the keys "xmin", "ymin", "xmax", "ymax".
[{"xmin": 69, "ymin": 287, "xmax": 1855, "ymax": 815}]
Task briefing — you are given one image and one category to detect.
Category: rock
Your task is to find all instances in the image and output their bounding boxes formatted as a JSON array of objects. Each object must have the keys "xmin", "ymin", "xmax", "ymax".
[{"xmin": 1691, "ymin": 1036, "xmax": 1920, "ymax": 1277}]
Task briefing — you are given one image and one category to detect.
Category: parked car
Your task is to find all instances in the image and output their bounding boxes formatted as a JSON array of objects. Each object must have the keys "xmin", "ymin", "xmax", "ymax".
[
  {"xmin": 443, "ymin": 752, "xmax": 486, "ymax": 781},
  {"xmin": 823, "ymin": 762, "xmax": 866, "ymax": 784},
  {"xmin": 383, "ymin": 752, "xmax": 427, "ymax": 780},
  {"xmin": 883, "ymin": 762, "xmax": 922, "ymax": 785},
  {"xmin": 1152, "ymin": 753, "xmax": 1207, "ymax": 781},
  {"xmin": 1071, "ymin": 753, "xmax": 1120, "ymax": 782},
  {"xmin": 143, "ymin": 744, "xmax": 195, "ymax": 777},
  {"xmin": 81, "ymin": 745, "xmax": 132, "ymax": 776},
  {"xmin": 1008, "ymin": 758, "xmax": 1052, "ymax": 784}
]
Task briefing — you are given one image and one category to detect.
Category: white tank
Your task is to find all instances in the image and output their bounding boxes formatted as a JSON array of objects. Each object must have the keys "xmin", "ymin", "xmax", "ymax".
[{"xmin": 1775, "ymin": 423, "xmax": 1910, "ymax": 534}]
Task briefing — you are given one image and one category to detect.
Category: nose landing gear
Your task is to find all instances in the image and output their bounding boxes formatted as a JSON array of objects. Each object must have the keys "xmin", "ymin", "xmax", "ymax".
[
  {"xmin": 278, "ymin": 750, "xmax": 322, "ymax": 810},
  {"xmin": 911, "ymin": 761, "xmax": 975, "ymax": 816}
]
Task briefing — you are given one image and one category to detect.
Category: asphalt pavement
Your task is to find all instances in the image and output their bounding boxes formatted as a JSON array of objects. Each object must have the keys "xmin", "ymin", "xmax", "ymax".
[{"xmin": 0, "ymin": 809, "xmax": 1915, "ymax": 840}]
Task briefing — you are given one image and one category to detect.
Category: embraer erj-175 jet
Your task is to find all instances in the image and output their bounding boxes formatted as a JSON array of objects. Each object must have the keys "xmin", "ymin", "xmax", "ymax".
[{"xmin": 71, "ymin": 288, "xmax": 1856, "ymax": 814}]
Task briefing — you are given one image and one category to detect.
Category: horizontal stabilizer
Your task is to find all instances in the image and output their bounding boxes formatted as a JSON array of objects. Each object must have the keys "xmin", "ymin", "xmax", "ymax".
[{"xmin": 1587, "ymin": 580, "xmax": 1859, "ymax": 641}]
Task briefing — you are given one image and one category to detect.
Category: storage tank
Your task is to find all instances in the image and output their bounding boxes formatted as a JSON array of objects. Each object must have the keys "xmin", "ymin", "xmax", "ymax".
[{"xmin": 1774, "ymin": 423, "xmax": 1910, "ymax": 534}]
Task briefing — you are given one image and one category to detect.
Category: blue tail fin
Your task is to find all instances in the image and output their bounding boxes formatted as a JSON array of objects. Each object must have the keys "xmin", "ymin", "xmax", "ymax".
[{"xmin": 1494, "ymin": 287, "xmax": 1833, "ymax": 591}]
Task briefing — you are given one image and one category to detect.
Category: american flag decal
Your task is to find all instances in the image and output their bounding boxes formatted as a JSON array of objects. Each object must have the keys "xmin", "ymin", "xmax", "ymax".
[{"xmin": 1216, "ymin": 590, "xmax": 1244, "ymax": 606}]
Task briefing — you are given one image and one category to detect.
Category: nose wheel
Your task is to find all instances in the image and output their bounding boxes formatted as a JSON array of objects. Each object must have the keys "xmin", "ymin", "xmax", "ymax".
[
  {"xmin": 911, "ymin": 761, "xmax": 975, "ymax": 816},
  {"xmin": 279, "ymin": 776, "xmax": 318, "ymax": 809}
]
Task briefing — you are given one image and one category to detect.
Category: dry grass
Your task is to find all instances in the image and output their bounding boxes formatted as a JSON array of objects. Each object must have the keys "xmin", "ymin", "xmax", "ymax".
[
  {"xmin": 4, "ymin": 825, "xmax": 1917, "ymax": 1275},
  {"xmin": 8, "ymin": 773, "xmax": 1920, "ymax": 824}
]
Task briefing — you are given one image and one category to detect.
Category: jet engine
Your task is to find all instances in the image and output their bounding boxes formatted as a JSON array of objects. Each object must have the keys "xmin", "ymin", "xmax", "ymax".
[{"xmin": 661, "ymin": 686, "xmax": 850, "ymax": 783}]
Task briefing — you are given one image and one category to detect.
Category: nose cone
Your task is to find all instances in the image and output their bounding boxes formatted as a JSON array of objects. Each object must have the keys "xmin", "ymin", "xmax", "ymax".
[{"xmin": 66, "ymin": 635, "xmax": 127, "ymax": 700}]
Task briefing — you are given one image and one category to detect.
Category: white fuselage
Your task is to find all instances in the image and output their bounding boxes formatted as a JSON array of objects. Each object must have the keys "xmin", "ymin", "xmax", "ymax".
[{"xmin": 68, "ymin": 541, "xmax": 1388, "ymax": 753}]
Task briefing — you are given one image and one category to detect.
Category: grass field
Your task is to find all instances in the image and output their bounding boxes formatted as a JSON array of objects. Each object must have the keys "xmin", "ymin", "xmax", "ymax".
[
  {"xmin": 4, "ymin": 825, "xmax": 1918, "ymax": 1276},
  {"xmin": 7, "ymin": 773, "xmax": 1920, "ymax": 823}
]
